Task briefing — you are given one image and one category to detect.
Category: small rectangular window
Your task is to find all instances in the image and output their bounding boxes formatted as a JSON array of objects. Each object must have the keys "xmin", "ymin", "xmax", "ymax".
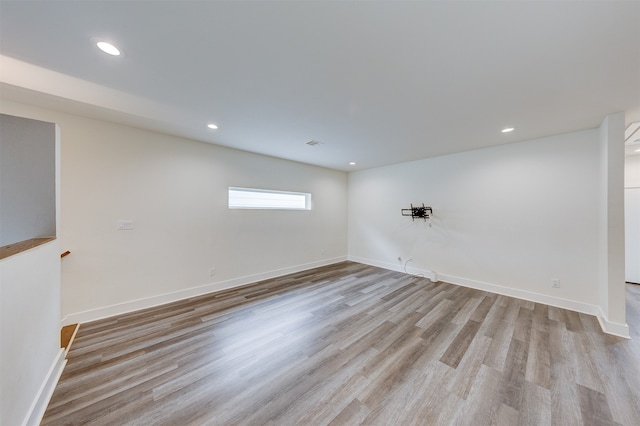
[{"xmin": 228, "ymin": 187, "xmax": 311, "ymax": 210}]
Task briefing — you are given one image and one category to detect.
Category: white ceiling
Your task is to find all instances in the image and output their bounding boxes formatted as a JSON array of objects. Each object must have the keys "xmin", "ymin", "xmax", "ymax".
[{"xmin": 1, "ymin": 0, "xmax": 639, "ymax": 170}]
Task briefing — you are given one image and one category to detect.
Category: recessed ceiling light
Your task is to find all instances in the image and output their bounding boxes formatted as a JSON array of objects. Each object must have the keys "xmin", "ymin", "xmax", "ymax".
[
  {"xmin": 635, "ymin": 148, "xmax": 640, "ymax": 152},
  {"xmin": 502, "ymin": 127, "xmax": 515, "ymax": 133},
  {"xmin": 96, "ymin": 41, "xmax": 121, "ymax": 56},
  {"xmin": 349, "ymin": 162, "xmax": 356, "ymax": 165},
  {"xmin": 207, "ymin": 124, "xmax": 218, "ymax": 130}
]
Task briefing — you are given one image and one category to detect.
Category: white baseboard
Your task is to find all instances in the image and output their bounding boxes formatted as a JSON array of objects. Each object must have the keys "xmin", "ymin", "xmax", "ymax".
[
  {"xmin": 61, "ymin": 254, "xmax": 630, "ymax": 339},
  {"xmin": 347, "ymin": 255, "xmax": 437, "ymax": 281},
  {"xmin": 347, "ymin": 256, "xmax": 630, "ymax": 338},
  {"xmin": 594, "ymin": 307, "xmax": 630, "ymax": 338},
  {"xmin": 62, "ymin": 256, "xmax": 347, "ymax": 325},
  {"xmin": 23, "ymin": 349, "xmax": 66, "ymax": 426}
]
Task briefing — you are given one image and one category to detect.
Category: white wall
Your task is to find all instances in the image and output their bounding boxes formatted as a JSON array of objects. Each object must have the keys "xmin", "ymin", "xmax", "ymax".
[
  {"xmin": 348, "ymin": 129, "xmax": 613, "ymax": 322},
  {"xmin": 0, "ymin": 116, "xmax": 63, "ymax": 426},
  {"xmin": 598, "ymin": 113, "xmax": 626, "ymax": 334},
  {"xmin": 0, "ymin": 100, "xmax": 348, "ymax": 323},
  {"xmin": 624, "ymin": 153, "xmax": 640, "ymax": 284},
  {"xmin": 625, "ymin": 154, "xmax": 640, "ymax": 188},
  {"xmin": 0, "ymin": 114, "xmax": 56, "ymax": 246},
  {"xmin": 1, "ymin": 242, "xmax": 64, "ymax": 426},
  {"xmin": 625, "ymin": 188, "xmax": 640, "ymax": 284}
]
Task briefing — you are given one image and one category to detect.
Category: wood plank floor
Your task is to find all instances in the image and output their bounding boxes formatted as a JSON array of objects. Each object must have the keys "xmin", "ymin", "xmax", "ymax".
[{"xmin": 42, "ymin": 262, "xmax": 640, "ymax": 425}]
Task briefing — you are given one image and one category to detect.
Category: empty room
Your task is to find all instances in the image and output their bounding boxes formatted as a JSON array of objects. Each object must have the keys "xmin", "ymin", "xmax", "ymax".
[{"xmin": 1, "ymin": 1, "xmax": 639, "ymax": 425}]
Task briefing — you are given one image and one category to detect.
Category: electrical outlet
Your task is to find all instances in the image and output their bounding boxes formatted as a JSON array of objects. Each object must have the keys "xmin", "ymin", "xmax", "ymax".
[
  {"xmin": 321, "ymin": 249, "xmax": 327, "ymax": 256},
  {"xmin": 551, "ymin": 278, "xmax": 560, "ymax": 288},
  {"xmin": 209, "ymin": 267, "xmax": 216, "ymax": 277}
]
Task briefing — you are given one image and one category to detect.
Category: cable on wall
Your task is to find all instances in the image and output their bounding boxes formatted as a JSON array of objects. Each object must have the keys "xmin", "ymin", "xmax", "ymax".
[{"xmin": 403, "ymin": 258, "xmax": 425, "ymax": 278}]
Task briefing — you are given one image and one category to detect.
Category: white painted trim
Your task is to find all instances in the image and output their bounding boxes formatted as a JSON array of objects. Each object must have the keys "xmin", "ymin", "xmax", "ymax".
[
  {"xmin": 22, "ymin": 349, "xmax": 66, "ymax": 426},
  {"xmin": 347, "ymin": 256, "xmax": 630, "ymax": 338},
  {"xmin": 595, "ymin": 307, "xmax": 631, "ymax": 338},
  {"xmin": 62, "ymin": 257, "xmax": 347, "ymax": 325}
]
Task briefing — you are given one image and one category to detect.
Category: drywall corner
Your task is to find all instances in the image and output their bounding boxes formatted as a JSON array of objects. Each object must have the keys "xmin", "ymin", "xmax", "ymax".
[{"xmin": 598, "ymin": 112, "xmax": 627, "ymax": 327}]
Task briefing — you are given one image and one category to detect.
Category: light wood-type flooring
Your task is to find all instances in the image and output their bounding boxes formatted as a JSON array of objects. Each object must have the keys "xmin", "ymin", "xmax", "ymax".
[{"xmin": 43, "ymin": 262, "xmax": 640, "ymax": 425}]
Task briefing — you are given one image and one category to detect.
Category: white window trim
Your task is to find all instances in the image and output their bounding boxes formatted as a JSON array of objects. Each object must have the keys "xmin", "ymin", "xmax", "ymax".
[{"xmin": 228, "ymin": 187, "xmax": 311, "ymax": 210}]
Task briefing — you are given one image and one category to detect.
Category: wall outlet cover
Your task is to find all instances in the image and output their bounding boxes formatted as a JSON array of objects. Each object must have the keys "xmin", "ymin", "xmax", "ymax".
[{"xmin": 116, "ymin": 220, "xmax": 135, "ymax": 230}]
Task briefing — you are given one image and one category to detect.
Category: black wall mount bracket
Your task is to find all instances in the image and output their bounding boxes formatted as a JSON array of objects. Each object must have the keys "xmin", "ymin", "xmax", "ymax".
[{"xmin": 401, "ymin": 203, "xmax": 433, "ymax": 223}]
